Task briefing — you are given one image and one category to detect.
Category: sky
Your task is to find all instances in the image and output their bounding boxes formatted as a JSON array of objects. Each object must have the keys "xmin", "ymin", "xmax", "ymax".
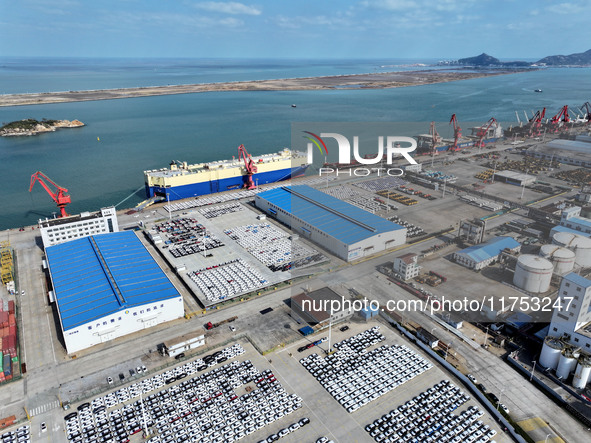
[{"xmin": 1, "ymin": 0, "xmax": 590, "ymax": 59}]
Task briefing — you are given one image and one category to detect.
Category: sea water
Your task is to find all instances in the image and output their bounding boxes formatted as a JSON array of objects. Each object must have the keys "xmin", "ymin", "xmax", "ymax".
[{"xmin": 0, "ymin": 58, "xmax": 590, "ymax": 230}]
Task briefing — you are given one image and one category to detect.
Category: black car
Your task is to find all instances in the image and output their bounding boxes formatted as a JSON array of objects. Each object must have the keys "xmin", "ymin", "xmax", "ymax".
[
  {"xmin": 77, "ymin": 402, "xmax": 90, "ymax": 411},
  {"xmin": 175, "ymin": 353, "xmax": 185, "ymax": 360},
  {"xmin": 297, "ymin": 346, "xmax": 307, "ymax": 353},
  {"xmin": 490, "ymin": 394, "xmax": 499, "ymax": 403},
  {"xmin": 118, "ymin": 373, "xmax": 125, "ymax": 381},
  {"xmin": 340, "ymin": 325, "xmax": 350, "ymax": 332}
]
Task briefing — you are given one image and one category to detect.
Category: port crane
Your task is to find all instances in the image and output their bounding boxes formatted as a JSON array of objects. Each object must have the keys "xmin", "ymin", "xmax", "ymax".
[
  {"xmin": 528, "ymin": 107, "xmax": 546, "ymax": 137},
  {"xmin": 549, "ymin": 105, "xmax": 570, "ymax": 133},
  {"xmin": 29, "ymin": 171, "xmax": 71, "ymax": 218},
  {"xmin": 474, "ymin": 118, "xmax": 497, "ymax": 149},
  {"xmin": 449, "ymin": 114, "xmax": 462, "ymax": 151},
  {"xmin": 237, "ymin": 144, "xmax": 257, "ymax": 190},
  {"xmin": 582, "ymin": 102, "xmax": 591, "ymax": 124}
]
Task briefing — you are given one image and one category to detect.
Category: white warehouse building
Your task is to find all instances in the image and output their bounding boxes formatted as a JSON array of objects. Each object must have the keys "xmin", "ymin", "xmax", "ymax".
[
  {"xmin": 45, "ymin": 230, "xmax": 184, "ymax": 354},
  {"xmin": 255, "ymin": 185, "xmax": 406, "ymax": 262}
]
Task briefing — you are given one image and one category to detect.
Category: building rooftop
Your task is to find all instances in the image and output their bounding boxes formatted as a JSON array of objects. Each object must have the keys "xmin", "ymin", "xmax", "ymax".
[
  {"xmin": 551, "ymin": 225, "xmax": 591, "ymax": 238},
  {"xmin": 39, "ymin": 207, "xmax": 114, "ymax": 228},
  {"xmin": 456, "ymin": 236, "xmax": 521, "ymax": 263},
  {"xmin": 563, "ymin": 272, "xmax": 591, "ymax": 289},
  {"xmin": 565, "ymin": 216, "xmax": 591, "ymax": 229},
  {"xmin": 45, "ymin": 230, "xmax": 181, "ymax": 331},
  {"xmin": 396, "ymin": 253, "xmax": 418, "ymax": 264},
  {"xmin": 256, "ymin": 185, "xmax": 405, "ymax": 244}
]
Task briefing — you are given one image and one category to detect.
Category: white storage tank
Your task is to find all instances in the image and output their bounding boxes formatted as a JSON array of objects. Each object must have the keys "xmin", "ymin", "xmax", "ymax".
[
  {"xmin": 573, "ymin": 354, "xmax": 591, "ymax": 389},
  {"xmin": 552, "ymin": 231, "xmax": 591, "ymax": 267},
  {"xmin": 539, "ymin": 337, "xmax": 564, "ymax": 370},
  {"xmin": 513, "ymin": 255, "xmax": 553, "ymax": 293},
  {"xmin": 539, "ymin": 245, "xmax": 576, "ymax": 274},
  {"xmin": 556, "ymin": 348, "xmax": 580, "ymax": 380}
]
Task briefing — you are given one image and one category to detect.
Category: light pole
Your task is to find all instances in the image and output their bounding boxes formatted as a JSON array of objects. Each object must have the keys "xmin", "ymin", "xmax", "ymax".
[
  {"xmin": 544, "ymin": 433, "xmax": 551, "ymax": 443},
  {"xmin": 530, "ymin": 360, "xmax": 537, "ymax": 381},
  {"xmin": 496, "ymin": 388, "xmax": 505, "ymax": 411},
  {"xmin": 483, "ymin": 327, "xmax": 488, "ymax": 347},
  {"xmin": 167, "ymin": 193, "xmax": 171, "ymax": 221}
]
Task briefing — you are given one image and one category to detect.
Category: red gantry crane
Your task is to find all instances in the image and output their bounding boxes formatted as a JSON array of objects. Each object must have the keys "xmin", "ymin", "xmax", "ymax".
[
  {"xmin": 237, "ymin": 144, "xmax": 258, "ymax": 190},
  {"xmin": 528, "ymin": 107, "xmax": 546, "ymax": 137},
  {"xmin": 29, "ymin": 171, "xmax": 71, "ymax": 218},
  {"xmin": 549, "ymin": 105, "xmax": 570, "ymax": 133},
  {"xmin": 474, "ymin": 117, "xmax": 497, "ymax": 149},
  {"xmin": 449, "ymin": 114, "xmax": 462, "ymax": 151}
]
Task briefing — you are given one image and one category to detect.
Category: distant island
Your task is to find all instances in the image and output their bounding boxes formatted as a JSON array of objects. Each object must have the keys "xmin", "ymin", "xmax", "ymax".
[
  {"xmin": 441, "ymin": 48, "xmax": 591, "ymax": 67},
  {"xmin": 0, "ymin": 118, "xmax": 85, "ymax": 136},
  {"xmin": 0, "ymin": 69, "xmax": 527, "ymax": 107}
]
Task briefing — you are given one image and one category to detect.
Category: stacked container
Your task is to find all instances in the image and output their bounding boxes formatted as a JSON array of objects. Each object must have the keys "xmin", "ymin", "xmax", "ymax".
[{"xmin": 0, "ymin": 298, "xmax": 17, "ymax": 382}]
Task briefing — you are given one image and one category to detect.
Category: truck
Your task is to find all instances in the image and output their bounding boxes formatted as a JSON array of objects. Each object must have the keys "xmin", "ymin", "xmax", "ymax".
[{"xmin": 205, "ymin": 316, "xmax": 238, "ymax": 330}]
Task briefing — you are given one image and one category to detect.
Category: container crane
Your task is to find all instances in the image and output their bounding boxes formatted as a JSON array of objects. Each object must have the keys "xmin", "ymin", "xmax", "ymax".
[
  {"xmin": 528, "ymin": 107, "xmax": 546, "ymax": 137},
  {"xmin": 449, "ymin": 114, "xmax": 462, "ymax": 151},
  {"xmin": 474, "ymin": 118, "xmax": 497, "ymax": 149},
  {"xmin": 549, "ymin": 105, "xmax": 570, "ymax": 133},
  {"xmin": 582, "ymin": 102, "xmax": 591, "ymax": 124},
  {"xmin": 237, "ymin": 144, "xmax": 257, "ymax": 190},
  {"xmin": 429, "ymin": 122, "xmax": 441, "ymax": 156},
  {"xmin": 29, "ymin": 171, "xmax": 71, "ymax": 218}
]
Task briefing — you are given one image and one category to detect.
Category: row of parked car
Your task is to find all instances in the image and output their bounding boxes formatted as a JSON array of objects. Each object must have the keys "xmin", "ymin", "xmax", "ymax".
[
  {"xmin": 300, "ymin": 328, "xmax": 432, "ymax": 413},
  {"xmin": 256, "ymin": 417, "xmax": 310, "ymax": 443},
  {"xmin": 0, "ymin": 425, "xmax": 29, "ymax": 443},
  {"xmin": 364, "ymin": 380, "xmax": 499, "ymax": 443},
  {"xmin": 63, "ymin": 343, "xmax": 305, "ymax": 443}
]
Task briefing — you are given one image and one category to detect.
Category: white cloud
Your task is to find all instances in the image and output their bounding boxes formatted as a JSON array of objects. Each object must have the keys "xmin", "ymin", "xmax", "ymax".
[
  {"xmin": 112, "ymin": 11, "xmax": 244, "ymax": 30},
  {"xmin": 194, "ymin": 2, "xmax": 261, "ymax": 16},
  {"xmin": 275, "ymin": 14, "xmax": 356, "ymax": 30},
  {"xmin": 360, "ymin": 0, "xmax": 419, "ymax": 11}
]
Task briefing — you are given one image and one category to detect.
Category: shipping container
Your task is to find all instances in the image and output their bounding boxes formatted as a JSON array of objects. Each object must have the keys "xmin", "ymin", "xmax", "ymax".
[
  {"xmin": 3, "ymin": 354, "xmax": 10, "ymax": 376},
  {"xmin": 0, "ymin": 311, "xmax": 8, "ymax": 325},
  {"xmin": 8, "ymin": 313, "xmax": 15, "ymax": 326},
  {"xmin": 9, "ymin": 325, "xmax": 16, "ymax": 336},
  {"xmin": 8, "ymin": 300, "xmax": 15, "ymax": 314}
]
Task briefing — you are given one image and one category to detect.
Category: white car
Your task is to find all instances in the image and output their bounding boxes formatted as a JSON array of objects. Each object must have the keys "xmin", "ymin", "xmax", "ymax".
[
  {"xmin": 229, "ymin": 325, "xmax": 236, "ymax": 332},
  {"xmin": 467, "ymin": 374, "xmax": 477, "ymax": 383}
]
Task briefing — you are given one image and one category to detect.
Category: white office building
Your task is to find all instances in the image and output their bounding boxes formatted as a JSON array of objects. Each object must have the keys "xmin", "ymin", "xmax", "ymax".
[
  {"xmin": 393, "ymin": 253, "xmax": 421, "ymax": 281},
  {"xmin": 39, "ymin": 207, "xmax": 119, "ymax": 248},
  {"xmin": 549, "ymin": 273, "xmax": 591, "ymax": 352}
]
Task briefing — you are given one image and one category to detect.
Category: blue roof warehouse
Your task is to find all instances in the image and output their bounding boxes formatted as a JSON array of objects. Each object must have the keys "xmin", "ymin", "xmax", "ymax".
[
  {"xmin": 453, "ymin": 236, "xmax": 521, "ymax": 270},
  {"xmin": 45, "ymin": 230, "xmax": 184, "ymax": 354},
  {"xmin": 255, "ymin": 185, "xmax": 407, "ymax": 261}
]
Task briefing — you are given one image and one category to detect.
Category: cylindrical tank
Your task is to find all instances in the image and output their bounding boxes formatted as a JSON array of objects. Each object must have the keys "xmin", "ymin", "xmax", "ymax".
[
  {"xmin": 513, "ymin": 255, "xmax": 553, "ymax": 293},
  {"xmin": 580, "ymin": 206, "xmax": 591, "ymax": 219},
  {"xmin": 539, "ymin": 245, "xmax": 576, "ymax": 275},
  {"xmin": 552, "ymin": 231, "xmax": 591, "ymax": 267},
  {"xmin": 556, "ymin": 348, "xmax": 580, "ymax": 380},
  {"xmin": 573, "ymin": 355, "xmax": 591, "ymax": 389},
  {"xmin": 539, "ymin": 337, "xmax": 564, "ymax": 370}
]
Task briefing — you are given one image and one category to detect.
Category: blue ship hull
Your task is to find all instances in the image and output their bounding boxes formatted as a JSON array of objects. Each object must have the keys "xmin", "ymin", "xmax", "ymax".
[
  {"xmin": 146, "ymin": 165, "xmax": 309, "ymax": 201},
  {"xmin": 434, "ymin": 137, "xmax": 500, "ymax": 152}
]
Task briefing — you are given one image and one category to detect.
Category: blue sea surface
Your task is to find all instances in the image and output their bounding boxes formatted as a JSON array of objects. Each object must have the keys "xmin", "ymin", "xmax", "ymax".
[{"xmin": 0, "ymin": 58, "xmax": 590, "ymax": 230}]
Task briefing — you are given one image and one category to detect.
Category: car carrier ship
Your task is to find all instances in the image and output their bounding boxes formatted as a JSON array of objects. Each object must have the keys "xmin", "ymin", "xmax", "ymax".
[{"xmin": 144, "ymin": 145, "xmax": 309, "ymax": 201}]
